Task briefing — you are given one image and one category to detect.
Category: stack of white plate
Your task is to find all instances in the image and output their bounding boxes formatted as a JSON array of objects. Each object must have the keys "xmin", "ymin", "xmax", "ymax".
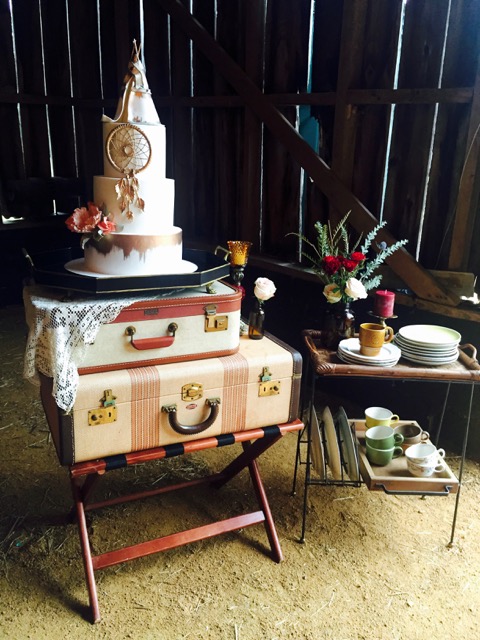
[
  {"xmin": 337, "ymin": 338, "xmax": 401, "ymax": 367},
  {"xmin": 394, "ymin": 324, "xmax": 461, "ymax": 365}
]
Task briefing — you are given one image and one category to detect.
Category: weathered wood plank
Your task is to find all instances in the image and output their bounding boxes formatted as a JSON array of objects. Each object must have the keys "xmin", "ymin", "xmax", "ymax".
[
  {"xmin": 239, "ymin": 0, "xmax": 266, "ymax": 247},
  {"xmin": 351, "ymin": 0, "xmax": 403, "ymax": 217},
  {"xmin": 383, "ymin": 0, "xmax": 449, "ymax": 249},
  {"xmin": 331, "ymin": 0, "xmax": 367, "ymax": 200},
  {"xmin": 262, "ymin": 0, "xmax": 310, "ymax": 255},
  {"xmin": 12, "ymin": 0, "xmax": 51, "ymax": 217},
  {"xmin": 446, "ymin": 0, "xmax": 480, "ymax": 271},
  {"xmin": 169, "ymin": 0, "xmax": 194, "ymax": 234}
]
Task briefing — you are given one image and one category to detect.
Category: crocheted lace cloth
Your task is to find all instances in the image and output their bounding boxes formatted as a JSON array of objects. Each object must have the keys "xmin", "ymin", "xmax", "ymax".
[{"xmin": 23, "ymin": 286, "xmax": 158, "ymax": 412}]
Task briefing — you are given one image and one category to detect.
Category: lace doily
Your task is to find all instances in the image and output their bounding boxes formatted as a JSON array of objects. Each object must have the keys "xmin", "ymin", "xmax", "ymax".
[{"xmin": 23, "ymin": 286, "xmax": 158, "ymax": 412}]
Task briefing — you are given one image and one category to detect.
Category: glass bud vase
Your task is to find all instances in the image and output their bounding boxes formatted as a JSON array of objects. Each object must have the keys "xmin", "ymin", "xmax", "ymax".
[
  {"xmin": 322, "ymin": 302, "xmax": 355, "ymax": 349},
  {"xmin": 248, "ymin": 298, "xmax": 265, "ymax": 340}
]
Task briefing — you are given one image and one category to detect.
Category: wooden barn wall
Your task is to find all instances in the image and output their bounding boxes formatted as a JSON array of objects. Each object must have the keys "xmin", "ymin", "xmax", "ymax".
[{"xmin": 0, "ymin": 0, "xmax": 479, "ymax": 302}]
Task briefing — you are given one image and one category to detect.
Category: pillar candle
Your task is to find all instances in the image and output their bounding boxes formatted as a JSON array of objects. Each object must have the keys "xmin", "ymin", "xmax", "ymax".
[{"xmin": 373, "ymin": 290, "xmax": 395, "ymax": 317}]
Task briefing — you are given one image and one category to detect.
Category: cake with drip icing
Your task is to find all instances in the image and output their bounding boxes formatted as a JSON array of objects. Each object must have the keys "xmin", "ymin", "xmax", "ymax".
[{"xmin": 66, "ymin": 42, "xmax": 196, "ymax": 277}]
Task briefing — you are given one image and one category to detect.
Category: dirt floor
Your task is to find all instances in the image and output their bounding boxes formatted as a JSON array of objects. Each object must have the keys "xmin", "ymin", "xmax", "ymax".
[{"xmin": 1, "ymin": 303, "xmax": 480, "ymax": 640}]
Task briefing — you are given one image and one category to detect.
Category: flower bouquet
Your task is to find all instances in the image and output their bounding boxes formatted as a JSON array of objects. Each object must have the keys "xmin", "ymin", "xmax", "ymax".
[
  {"xmin": 290, "ymin": 212, "xmax": 408, "ymax": 304},
  {"xmin": 65, "ymin": 202, "xmax": 117, "ymax": 248},
  {"xmin": 288, "ymin": 212, "xmax": 407, "ymax": 347}
]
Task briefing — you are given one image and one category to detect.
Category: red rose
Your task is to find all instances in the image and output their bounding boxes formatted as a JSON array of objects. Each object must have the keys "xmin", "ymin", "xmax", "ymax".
[
  {"xmin": 342, "ymin": 259, "xmax": 358, "ymax": 272},
  {"xmin": 350, "ymin": 252, "xmax": 366, "ymax": 263},
  {"xmin": 322, "ymin": 256, "xmax": 341, "ymax": 275}
]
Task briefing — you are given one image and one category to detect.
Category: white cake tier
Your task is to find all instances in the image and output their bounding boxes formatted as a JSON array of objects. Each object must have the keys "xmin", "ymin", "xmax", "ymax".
[
  {"xmin": 84, "ymin": 228, "xmax": 186, "ymax": 276},
  {"xmin": 102, "ymin": 121, "xmax": 166, "ymax": 179},
  {"xmin": 93, "ymin": 175, "xmax": 174, "ymax": 233}
]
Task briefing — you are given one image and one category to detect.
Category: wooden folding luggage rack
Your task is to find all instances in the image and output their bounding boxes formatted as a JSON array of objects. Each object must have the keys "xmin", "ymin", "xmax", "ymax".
[{"xmin": 69, "ymin": 420, "xmax": 302, "ymax": 623}]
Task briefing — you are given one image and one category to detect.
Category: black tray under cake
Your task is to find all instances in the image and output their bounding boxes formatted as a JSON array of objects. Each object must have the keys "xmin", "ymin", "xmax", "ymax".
[{"xmin": 25, "ymin": 247, "xmax": 231, "ymax": 295}]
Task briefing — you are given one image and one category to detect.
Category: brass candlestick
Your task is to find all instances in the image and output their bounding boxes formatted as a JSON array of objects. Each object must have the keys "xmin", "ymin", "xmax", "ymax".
[{"xmin": 227, "ymin": 240, "xmax": 252, "ymax": 291}]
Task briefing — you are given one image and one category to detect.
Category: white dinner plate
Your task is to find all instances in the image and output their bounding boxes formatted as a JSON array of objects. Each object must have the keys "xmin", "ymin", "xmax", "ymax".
[
  {"xmin": 399, "ymin": 351, "xmax": 459, "ymax": 365},
  {"xmin": 337, "ymin": 351, "xmax": 399, "ymax": 368},
  {"xmin": 394, "ymin": 335, "xmax": 458, "ymax": 356},
  {"xmin": 64, "ymin": 258, "xmax": 198, "ymax": 278},
  {"xmin": 308, "ymin": 406, "xmax": 325, "ymax": 479},
  {"xmin": 398, "ymin": 324, "xmax": 461, "ymax": 347},
  {"xmin": 322, "ymin": 406, "xmax": 342, "ymax": 480},
  {"xmin": 336, "ymin": 406, "xmax": 360, "ymax": 482}
]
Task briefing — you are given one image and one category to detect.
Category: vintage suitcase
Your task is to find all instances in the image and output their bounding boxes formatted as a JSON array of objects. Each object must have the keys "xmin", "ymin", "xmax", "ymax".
[
  {"xmin": 40, "ymin": 333, "xmax": 302, "ymax": 465},
  {"xmin": 76, "ymin": 280, "xmax": 242, "ymax": 374}
]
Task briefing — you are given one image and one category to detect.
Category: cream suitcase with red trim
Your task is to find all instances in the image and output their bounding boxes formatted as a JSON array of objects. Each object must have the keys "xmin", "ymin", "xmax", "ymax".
[
  {"xmin": 77, "ymin": 281, "xmax": 242, "ymax": 374},
  {"xmin": 40, "ymin": 333, "xmax": 302, "ymax": 465}
]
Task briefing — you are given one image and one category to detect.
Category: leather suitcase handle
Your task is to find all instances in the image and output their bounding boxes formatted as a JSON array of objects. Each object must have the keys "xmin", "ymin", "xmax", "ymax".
[
  {"xmin": 162, "ymin": 398, "xmax": 221, "ymax": 435},
  {"xmin": 125, "ymin": 323, "xmax": 178, "ymax": 350}
]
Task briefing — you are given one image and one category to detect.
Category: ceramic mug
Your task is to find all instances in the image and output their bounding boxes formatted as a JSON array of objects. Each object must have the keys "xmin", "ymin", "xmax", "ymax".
[
  {"xmin": 366, "ymin": 442, "xmax": 403, "ymax": 466},
  {"xmin": 365, "ymin": 407, "xmax": 400, "ymax": 428},
  {"xmin": 365, "ymin": 425, "xmax": 404, "ymax": 450},
  {"xmin": 359, "ymin": 323, "xmax": 395, "ymax": 357},
  {"xmin": 405, "ymin": 442, "xmax": 445, "ymax": 467},
  {"xmin": 393, "ymin": 423, "xmax": 430, "ymax": 451}
]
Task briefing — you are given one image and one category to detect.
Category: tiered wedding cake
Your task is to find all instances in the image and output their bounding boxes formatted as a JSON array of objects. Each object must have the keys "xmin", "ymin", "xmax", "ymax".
[{"xmin": 67, "ymin": 42, "xmax": 196, "ymax": 277}]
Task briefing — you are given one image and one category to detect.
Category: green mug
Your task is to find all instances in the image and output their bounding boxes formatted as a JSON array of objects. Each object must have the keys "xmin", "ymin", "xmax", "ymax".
[
  {"xmin": 366, "ymin": 442, "xmax": 403, "ymax": 466},
  {"xmin": 365, "ymin": 425, "xmax": 404, "ymax": 450}
]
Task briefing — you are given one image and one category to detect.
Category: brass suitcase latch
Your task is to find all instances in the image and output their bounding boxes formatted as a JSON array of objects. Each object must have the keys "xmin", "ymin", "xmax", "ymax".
[
  {"xmin": 182, "ymin": 382, "xmax": 203, "ymax": 401},
  {"xmin": 258, "ymin": 368, "xmax": 281, "ymax": 396},
  {"xmin": 204, "ymin": 304, "xmax": 228, "ymax": 332},
  {"xmin": 88, "ymin": 389, "xmax": 118, "ymax": 426}
]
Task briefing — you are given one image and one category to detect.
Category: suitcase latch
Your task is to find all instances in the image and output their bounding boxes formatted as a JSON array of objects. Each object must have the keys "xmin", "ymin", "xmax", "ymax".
[
  {"xmin": 204, "ymin": 304, "xmax": 228, "ymax": 332},
  {"xmin": 88, "ymin": 389, "xmax": 118, "ymax": 426},
  {"xmin": 258, "ymin": 368, "xmax": 281, "ymax": 396},
  {"xmin": 182, "ymin": 383, "xmax": 203, "ymax": 401},
  {"xmin": 259, "ymin": 380, "xmax": 281, "ymax": 396}
]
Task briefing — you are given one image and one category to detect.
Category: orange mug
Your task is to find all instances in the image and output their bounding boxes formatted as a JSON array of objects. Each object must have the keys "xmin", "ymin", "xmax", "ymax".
[{"xmin": 359, "ymin": 323, "xmax": 394, "ymax": 357}]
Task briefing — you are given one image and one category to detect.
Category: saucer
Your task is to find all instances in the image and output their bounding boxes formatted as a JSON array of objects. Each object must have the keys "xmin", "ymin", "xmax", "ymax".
[{"xmin": 338, "ymin": 338, "xmax": 401, "ymax": 365}]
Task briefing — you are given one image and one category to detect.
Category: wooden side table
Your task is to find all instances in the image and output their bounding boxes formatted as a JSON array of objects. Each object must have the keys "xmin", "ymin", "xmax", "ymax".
[{"xmin": 293, "ymin": 329, "xmax": 480, "ymax": 544}]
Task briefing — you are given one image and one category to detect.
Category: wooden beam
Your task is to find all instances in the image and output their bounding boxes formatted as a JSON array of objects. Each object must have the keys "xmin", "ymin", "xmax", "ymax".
[
  {"xmin": 156, "ymin": 0, "xmax": 459, "ymax": 307},
  {"xmin": 0, "ymin": 87, "xmax": 473, "ymax": 109}
]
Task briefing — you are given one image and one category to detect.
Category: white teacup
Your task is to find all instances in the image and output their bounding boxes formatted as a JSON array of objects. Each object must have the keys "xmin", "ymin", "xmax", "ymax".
[{"xmin": 405, "ymin": 443, "xmax": 446, "ymax": 477}]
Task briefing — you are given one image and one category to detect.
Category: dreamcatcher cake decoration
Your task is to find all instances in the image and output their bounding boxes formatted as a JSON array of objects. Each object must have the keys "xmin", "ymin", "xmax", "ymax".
[{"xmin": 106, "ymin": 123, "xmax": 151, "ymax": 219}]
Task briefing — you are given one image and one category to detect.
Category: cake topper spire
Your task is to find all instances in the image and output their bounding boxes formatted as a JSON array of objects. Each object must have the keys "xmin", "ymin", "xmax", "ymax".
[{"xmin": 106, "ymin": 40, "xmax": 160, "ymax": 125}]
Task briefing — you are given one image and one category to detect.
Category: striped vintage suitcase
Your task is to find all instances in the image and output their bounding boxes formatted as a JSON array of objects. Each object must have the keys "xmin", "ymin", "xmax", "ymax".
[{"xmin": 40, "ymin": 332, "xmax": 302, "ymax": 465}]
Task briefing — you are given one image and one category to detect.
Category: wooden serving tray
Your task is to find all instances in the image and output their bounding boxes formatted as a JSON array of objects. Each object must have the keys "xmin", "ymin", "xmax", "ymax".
[{"xmin": 353, "ymin": 420, "xmax": 459, "ymax": 495}]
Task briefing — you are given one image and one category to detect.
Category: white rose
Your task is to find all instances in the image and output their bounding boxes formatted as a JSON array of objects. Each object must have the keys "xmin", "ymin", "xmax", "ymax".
[
  {"xmin": 254, "ymin": 277, "xmax": 276, "ymax": 301},
  {"xmin": 323, "ymin": 283, "xmax": 342, "ymax": 303},
  {"xmin": 344, "ymin": 277, "xmax": 367, "ymax": 300}
]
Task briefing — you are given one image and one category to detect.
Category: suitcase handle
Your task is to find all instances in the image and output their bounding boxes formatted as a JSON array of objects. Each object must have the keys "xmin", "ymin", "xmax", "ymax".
[
  {"xmin": 125, "ymin": 323, "xmax": 178, "ymax": 350},
  {"xmin": 162, "ymin": 398, "xmax": 221, "ymax": 435}
]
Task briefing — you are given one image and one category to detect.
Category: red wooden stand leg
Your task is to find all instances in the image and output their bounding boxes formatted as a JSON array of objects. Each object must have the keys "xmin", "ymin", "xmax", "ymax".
[
  {"xmin": 71, "ymin": 477, "xmax": 101, "ymax": 623},
  {"xmin": 246, "ymin": 453, "xmax": 283, "ymax": 562}
]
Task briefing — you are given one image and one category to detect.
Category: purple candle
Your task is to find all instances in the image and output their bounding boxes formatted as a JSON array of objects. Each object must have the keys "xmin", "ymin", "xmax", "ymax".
[{"xmin": 374, "ymin": 290, "xmax": 395, "ymax": 317}]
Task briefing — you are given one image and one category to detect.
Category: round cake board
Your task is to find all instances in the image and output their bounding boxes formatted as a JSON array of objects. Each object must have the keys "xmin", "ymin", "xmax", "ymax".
[{"xmin": 64, "ymin": 258, "xmax": 198, "ymax": 278}]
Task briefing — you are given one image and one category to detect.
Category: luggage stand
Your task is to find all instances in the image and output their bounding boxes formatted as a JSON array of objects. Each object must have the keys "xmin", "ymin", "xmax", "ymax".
[{"xmin": 68, "ymin": 420, "xmax": 302, "ymax": 623}]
